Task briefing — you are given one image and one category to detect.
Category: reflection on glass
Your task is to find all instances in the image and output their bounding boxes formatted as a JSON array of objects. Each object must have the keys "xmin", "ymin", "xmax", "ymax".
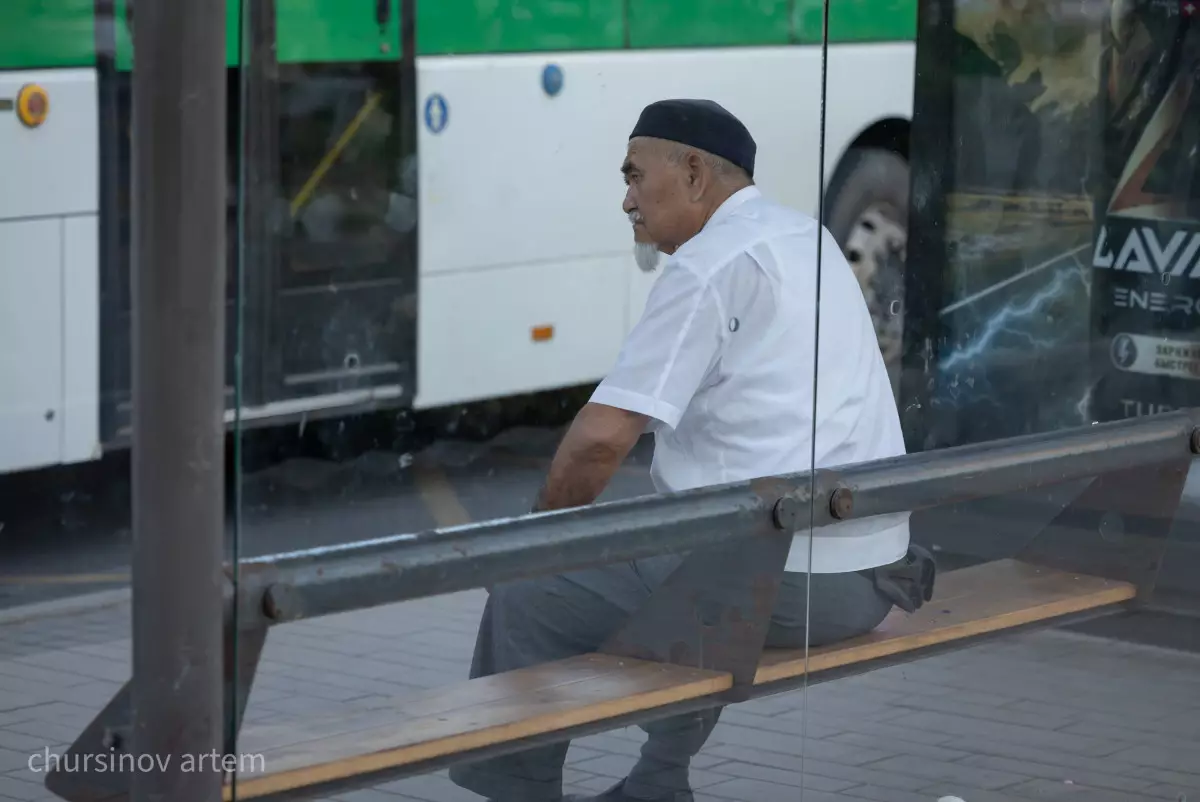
[
  {"xmin": 262, "ymin": 60, "xmax": 416, "ymax": 406},
  {"xmin": 806, "ymin": 0, "xmax": 1200, "ymax": 799},
  {"xmin": 904, "ymin": 0, "xmax": 1200, "ymax": 449},
  {"xmin": 1091, "ymin": 0, "xmax": 1200, "ymax": 422},
  {"xmin": 903, "ymin": 0, "xmax": 1103, "ymax": 448},
  {"xmin": 227, "ymin": 2, "xmax": 825, "ymax": 800},
  {"xmin": 0, "ymin": 2, "xmax": 137, "ymax": 801},
  {"xmin": 90, "ymin": 1, "xmax": 419, "ymax": 447}
]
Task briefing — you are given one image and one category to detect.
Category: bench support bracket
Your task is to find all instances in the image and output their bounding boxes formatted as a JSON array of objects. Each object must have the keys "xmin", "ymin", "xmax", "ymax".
[
  {"xmin": 1016, "ymin": 459, "xmax": 1190, "ymax": 601},
  {"xmin": 44, "ymin": 624, "xmax": 269, "ymax": 802},
  {"xmin": 599, "ymin": 530, "xmax": 794, "ymax": 690}
]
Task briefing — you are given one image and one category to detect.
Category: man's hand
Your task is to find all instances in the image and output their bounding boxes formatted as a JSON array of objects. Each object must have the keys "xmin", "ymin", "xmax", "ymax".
[{"xmin": 530, "ymin": 402, "xmax": 650, "ymax": 514}]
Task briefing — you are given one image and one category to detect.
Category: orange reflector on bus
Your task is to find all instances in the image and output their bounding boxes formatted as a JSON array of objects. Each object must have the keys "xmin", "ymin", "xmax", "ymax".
[
  {"xmin": 16, "ymin": 84, "xmax": 49, "ymax": 128},
  {"xmin": 531, "ymin": 325, "xmax": 554, "ymax": 342}
]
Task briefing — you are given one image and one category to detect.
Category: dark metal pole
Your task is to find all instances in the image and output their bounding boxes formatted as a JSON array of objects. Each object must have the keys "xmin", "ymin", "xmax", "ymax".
[{"xmin": 130, "ymin": 0, "xmax": 226, "ymax": 797}]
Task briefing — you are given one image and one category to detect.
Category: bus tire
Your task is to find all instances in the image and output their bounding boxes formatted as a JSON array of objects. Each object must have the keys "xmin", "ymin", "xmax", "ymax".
[{"xmin": 825, "ymin": 147, "xmax": 909, "ymax": 399}]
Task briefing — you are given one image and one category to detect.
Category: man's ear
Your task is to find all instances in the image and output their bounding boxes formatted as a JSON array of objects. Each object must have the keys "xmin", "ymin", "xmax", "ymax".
[{"xmin": 685, "ymin": 151, "xmax": 707, "ymax": 199}]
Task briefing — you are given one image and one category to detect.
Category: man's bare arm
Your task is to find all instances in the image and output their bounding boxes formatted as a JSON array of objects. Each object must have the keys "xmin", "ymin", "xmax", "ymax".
[{"xmin": 531, "ymin": 402, "xmax": 649, "ymax": 513}]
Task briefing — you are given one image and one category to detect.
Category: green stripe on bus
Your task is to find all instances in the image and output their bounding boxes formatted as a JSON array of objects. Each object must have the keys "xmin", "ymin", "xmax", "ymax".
[
  {"xmin": 627, "ymin": 0, "xmax": 791, "ymax": 49},
  {"xmin": 794, "ymin": 0, "xmax": 918, "ymax": 44},
  {"xmin": 418, "ymin": 0, "xmax": 623, "ymax": 54},
  {"xmin": 111, "ymin": 1, "xmax": 402, "ymax": 70},
  {"xmin": 113, "ymin": 0, "xmax": 243, "ymax": 70},
  {"xmin": 0, "ymin": 0, "xmax": 94, "ymax": 69},
  {"xmin": 277, "ymin": 0, "xmax": 402, "ymax": 64},
  {"xmin": 416, "ymin": 0, "xmax": 916, "ymax": 53},
  {"xmin": 0, "ymin": 0, "xmax": 916, "ymax": 70}
]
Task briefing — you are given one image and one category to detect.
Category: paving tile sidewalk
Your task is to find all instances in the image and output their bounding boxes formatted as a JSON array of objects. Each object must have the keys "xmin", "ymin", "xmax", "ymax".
[{"xmin": 0, "ymin": 593, "xmax": 1197, "ymax": 802}]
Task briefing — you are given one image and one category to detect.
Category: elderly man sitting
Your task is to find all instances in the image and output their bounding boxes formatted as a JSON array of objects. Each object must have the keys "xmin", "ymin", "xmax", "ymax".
[{"xmin": 449, "ymin": 98, "xmax": 929, "ymax": 802}]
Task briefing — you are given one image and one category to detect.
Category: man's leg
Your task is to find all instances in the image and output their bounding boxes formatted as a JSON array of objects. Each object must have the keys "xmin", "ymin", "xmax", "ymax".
[
  {"xmin": 449, "ymin": 557, "xmax": 677, "ymax": 802},
  {"xmin": 766, "ymin": 569, "xmax": 896, "ymax": 649},
  {"xmin": 619, "ymin": 555, "xmax": 722, "ymax": 802},
  {"xmin": 573, "ymin": 569, "xmax": 895, "ymax": 802},
  {"xmin": 620, "ymin": 704, "xmax": 721, "ymax": 800}
]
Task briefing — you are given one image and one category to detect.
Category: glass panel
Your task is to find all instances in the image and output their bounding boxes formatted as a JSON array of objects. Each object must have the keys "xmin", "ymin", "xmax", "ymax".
[
  {"xmin": 3, "ymin": 0, "xmax": 235, "ymax": 800},
  {"xmin": 227, "ymin": 0, "xmax": 824, "ymax": 800},
  {"xmin": 808, "ymin": 0, "xmax": 1200, "ymax": 799},
  {"xmin": 774, "ymin": 0, "xmax": 926, "ymax": 795},
  {"xmin": 0, "ymin": 3, "xmax": 133, "ymax": 792},
  {"xmin": 229, "ymin": 0, "xmax": 422, "ymax": 795},
  {"xmin": 95, "ymin": 0, "xmax": 241, "ymax": 449},
  {"xmin": 240, "ymin": 1, "xmax": 417, "ymax": 416}
]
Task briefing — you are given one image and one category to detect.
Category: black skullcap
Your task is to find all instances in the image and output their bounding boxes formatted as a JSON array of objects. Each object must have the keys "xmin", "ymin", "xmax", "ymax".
[{"xmin": 629, "ymin": 99, "xmax": 756, "ymax": 178}]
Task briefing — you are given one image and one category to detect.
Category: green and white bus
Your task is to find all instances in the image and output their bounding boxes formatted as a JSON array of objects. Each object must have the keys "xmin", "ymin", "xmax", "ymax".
[{"xmin": 0, "ymin": 0, "xmax": 915, "ymax": 475}]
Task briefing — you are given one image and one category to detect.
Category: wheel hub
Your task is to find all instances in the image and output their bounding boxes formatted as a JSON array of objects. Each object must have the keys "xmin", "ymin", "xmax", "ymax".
[{"xmin": 842, "ymin": 204, "xmax": 907, "ymax": 369}]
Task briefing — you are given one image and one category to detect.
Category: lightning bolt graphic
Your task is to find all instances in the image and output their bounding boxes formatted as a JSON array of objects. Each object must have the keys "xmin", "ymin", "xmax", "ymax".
[
  {"xmin": 940, "ymin": 266, "xmax": 1085, "ymax": 371},
  {"xmin": 931, "ymin": 250, "xmax": 1096, "ymax": 432}
]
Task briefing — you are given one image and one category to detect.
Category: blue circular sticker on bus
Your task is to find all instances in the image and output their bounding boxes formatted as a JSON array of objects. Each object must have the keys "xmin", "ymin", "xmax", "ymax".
[
  {"xmin": 425, "ymin": 93, "xmax": 448, "ymax": 134},
  {"xmin": 542, "ymin": 64, "xmax": 564, "ymax": 97}
]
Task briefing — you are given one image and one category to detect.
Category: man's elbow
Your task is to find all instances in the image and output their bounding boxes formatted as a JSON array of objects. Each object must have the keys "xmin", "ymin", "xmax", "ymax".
[{"xmin": 574, "ymin": 402, "xmax": 648, "ymax": 461}]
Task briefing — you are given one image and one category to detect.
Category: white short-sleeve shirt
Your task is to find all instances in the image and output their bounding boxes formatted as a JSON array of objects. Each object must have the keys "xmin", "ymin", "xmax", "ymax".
[{"xmin": 590, "ymin": 186, "xmax": 910, "ymax": 573}]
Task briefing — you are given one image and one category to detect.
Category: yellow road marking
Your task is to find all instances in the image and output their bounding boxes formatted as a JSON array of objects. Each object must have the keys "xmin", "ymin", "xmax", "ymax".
[
  {"xmin": 413, "ymin": 457, "xmax": 473, "ymax": 528},
  {"xmin": 0, "ymin": 572, "xmax": 129, "ymax": 585}
]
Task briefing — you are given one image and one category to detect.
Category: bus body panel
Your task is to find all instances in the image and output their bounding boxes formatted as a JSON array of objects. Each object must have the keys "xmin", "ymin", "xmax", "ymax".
[
  {"xmin": 0, "ymin": 68, "xmax": 99, "ymax": 472},
  {"xmin": 0, "ymin": 3, "xmax": 917, "ymax": 473},
  {"xmin": 414, "ymin": 257, "xmax": 630, "ymax": 409},
  {"xmin": 0, "ymin": 69, "xmax": 98, "ymax": 220},
  {"xmin": 410, "ymin": 45, "xmax": 915, "ymax": 409},
  {"xmin": 62, "ymin": 214, "xmax": 101, "ymax": 467},
  {"xmin": 0, "ymin": 218, "xmax": 68, "ymax": 472}
]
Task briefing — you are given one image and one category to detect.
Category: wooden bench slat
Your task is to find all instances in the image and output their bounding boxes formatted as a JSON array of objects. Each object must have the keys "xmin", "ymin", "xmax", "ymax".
[
  {"xmin": 755, "ymin": 559, "xmax": 1136, "ymax": 684},
  {"xmin": 227, "ymin": 655, "xmax": 731, "ymax": 799},
  {"xmin": 233, "ymin": 652, "xmax": 638, "ymax": 753},
  {"xmin": 225, "ymin": 559, "xmax": 1135, "ymax": 799}
]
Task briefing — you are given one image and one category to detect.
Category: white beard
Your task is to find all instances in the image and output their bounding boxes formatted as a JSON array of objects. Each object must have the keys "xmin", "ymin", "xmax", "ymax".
[{"xmin": 633, "ymin": 241, "xmax": 662, "ymax": 273}]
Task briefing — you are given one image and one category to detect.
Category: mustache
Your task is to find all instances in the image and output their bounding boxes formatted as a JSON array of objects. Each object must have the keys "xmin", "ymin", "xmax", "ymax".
[{"xmin": 628, "ymin": 210, "xmax": 645, "ymax": 225}]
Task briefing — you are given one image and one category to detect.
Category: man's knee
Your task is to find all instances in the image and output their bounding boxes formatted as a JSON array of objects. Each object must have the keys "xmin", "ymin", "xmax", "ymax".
[
  {"xmin": 488, "ymin": 575, "xmax": 578, "ymax": 648},
  {"xmin": 487, "ymin": 571, "xmax": 630, "ymax": 661},
  {"xmin": 490, "ymin": 574, "xmax": 562, "ymax": 614}
]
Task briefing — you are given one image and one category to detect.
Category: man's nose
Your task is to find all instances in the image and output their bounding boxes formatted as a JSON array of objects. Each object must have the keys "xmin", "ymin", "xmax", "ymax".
[{"xmin": 622, "ymin": 190, "xmax": 635, "ymax": 214}]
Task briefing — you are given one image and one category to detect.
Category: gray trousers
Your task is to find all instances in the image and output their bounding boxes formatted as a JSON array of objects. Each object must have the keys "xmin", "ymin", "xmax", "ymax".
[{"xmin": 448, "ymin": 554, "xmax": 895, "ymax": 801}]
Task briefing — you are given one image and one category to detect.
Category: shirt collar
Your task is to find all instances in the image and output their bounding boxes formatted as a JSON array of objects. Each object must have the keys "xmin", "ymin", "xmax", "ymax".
[{"xmin": 706, "ymin": 185, "xmax": 761, "ymax": 229}]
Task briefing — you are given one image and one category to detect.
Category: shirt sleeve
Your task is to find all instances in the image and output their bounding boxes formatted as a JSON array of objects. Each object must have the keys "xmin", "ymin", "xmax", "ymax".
[{"xmin": 590, "ymin": 264, "xmax": 725, "ymax": 430}]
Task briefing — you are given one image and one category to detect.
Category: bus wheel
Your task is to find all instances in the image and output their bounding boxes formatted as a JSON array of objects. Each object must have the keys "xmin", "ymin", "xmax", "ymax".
[{"xmin": 826, "ymin": 147, "xmax": 909, "ymax": 398}]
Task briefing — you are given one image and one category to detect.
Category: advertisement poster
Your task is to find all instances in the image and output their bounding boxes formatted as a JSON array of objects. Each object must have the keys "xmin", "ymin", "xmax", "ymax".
[
  {"xmin": 906, "ymin": 0, "xmax": 1198, "ymax": 449},
  {"xmin": 1090, "ymin": 0, "xmax": 1200, "ymax": 420}
]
